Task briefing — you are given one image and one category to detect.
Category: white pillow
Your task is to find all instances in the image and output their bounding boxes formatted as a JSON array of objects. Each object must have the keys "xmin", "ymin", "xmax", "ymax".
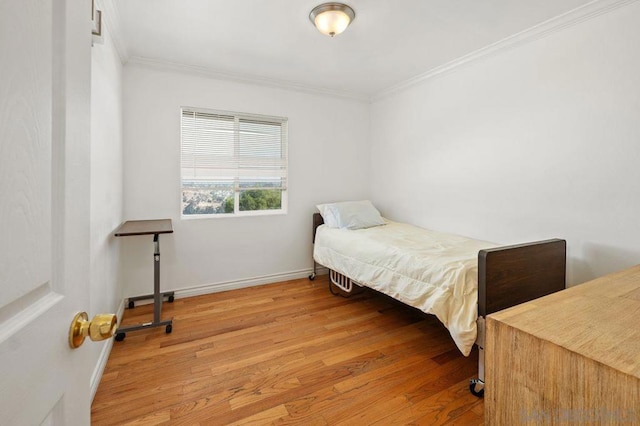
[
  {"xmin": 316, "ymin": 203, "xmax": 340, "ymax": 228},
  {"xmin": 316, "ymin": 200, "xmax": 385, "ymax": 230}
]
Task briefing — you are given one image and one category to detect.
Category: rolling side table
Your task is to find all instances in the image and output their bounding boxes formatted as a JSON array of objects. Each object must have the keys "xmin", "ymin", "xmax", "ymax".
[{"xmin": 114, "ymin": 219, "xmax": 174, "ymax": 341}]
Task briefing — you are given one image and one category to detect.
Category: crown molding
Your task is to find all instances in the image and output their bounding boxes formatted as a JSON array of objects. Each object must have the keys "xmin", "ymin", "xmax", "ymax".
[
  {"xmin": 372, "ymin": 0, "xmax": 639, "ymax": 102},
  {"xmin": 96, "ymin": 0, "xmax": 129, "ymax": 63},
  {"xmin": 126, "ymin": 56, "xmax": 371, "ymax": 103}
]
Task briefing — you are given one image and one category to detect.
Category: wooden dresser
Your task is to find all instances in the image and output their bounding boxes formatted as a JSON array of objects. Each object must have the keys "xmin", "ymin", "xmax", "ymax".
[{"xmin": 485, "ymin": 265, "xmax": 640, "ymax": 425}]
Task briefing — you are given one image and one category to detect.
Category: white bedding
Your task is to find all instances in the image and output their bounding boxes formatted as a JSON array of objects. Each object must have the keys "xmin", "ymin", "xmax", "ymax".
[{"xmin": 313, "ymin": 220, "xmax": 497, "ymax": 356}]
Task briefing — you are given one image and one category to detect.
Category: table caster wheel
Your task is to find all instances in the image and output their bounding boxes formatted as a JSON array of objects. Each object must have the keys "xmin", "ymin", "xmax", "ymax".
[
  {"xmin": 115, "ymin": 332, "xmax": 126, "ymax": 342},
  {"xmin": 166, "ymin": 324, "xmax": 172, "ymax": 334},
  {"xmin": 308, "ymin": 273, "xmax": 316, "ymax": 281},
  {"xmin": 168, "ymin": 295, "xmax": 175, "ymax": 303},
  {"xmin": 128, "ymin": 300, "xmax": 134, "ymax": 309}
]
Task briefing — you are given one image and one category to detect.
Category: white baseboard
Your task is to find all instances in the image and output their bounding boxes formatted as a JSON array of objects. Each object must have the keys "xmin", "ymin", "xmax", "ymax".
[
  {"xmin": 90, "ymin": 298, "xmax": 125, "ymax": 403},
  {"xmin": 123, "ymin": 267, "xmax": 329, "ymax": 306},
  {"xmin": 175, "ymin": 267, "xmax": 326, "ymax": 299}
]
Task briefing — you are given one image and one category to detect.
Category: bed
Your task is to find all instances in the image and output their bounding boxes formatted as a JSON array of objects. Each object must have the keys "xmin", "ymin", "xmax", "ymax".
[{"xmin": 308, "ymin": 202, "xmax": 566, "ymax": 397}]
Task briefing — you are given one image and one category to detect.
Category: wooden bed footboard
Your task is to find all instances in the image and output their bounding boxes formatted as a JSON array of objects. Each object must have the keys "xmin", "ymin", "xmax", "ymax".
[
  {"xmin": 478, "ymin": 239, "xmax": 566, "ymax": 317},
  {"xmin": 472, "ymin": 238, "xmax": 565, "ymax": 397}
]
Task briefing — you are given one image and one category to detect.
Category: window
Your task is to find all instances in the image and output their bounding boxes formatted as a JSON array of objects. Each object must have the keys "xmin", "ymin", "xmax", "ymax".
[{"xmin": 181, "ymin": 107, "xmax": 288, "ymax": 217}]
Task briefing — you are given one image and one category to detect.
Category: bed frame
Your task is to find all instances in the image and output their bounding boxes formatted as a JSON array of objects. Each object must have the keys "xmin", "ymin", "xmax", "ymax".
[{"xmin": 308, "ymin": 212, "xmax": 566, "ymax": 397}]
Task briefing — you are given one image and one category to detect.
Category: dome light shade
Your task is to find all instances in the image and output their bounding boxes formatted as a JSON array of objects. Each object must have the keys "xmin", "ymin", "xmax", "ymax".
[{"xmin": 309, "ymin": 3, "xmax": 355, "ymax": 37}]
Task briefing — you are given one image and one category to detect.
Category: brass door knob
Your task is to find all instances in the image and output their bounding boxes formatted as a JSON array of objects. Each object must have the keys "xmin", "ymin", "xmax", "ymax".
[{"xmin": 69, "ymin": 312, "xmax": 118, "ymax": 349}]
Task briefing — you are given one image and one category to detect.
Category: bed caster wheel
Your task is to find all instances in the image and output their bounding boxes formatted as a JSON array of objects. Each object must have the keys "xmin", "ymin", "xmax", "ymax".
[
  {"xmin": 128, "ymin": 300, "xmax": 134, "ymax": 309},
  {"xmin": 168, "ymin": 295, "xmax": 175, "ymax": 303},
  {"xmin": 166, "ymin": 324, "xmax": 172, "ymax": 334},
  {"xmin": 469, "ymin": 378, "xmax": 485, "ymax": 398},
  {"xmin": 115, "ymin": 332, "xmax": 126, "ymax": 342},
  {"xmin": 308, "ymin": 273, "xmax": 316, "ymax": 281}
]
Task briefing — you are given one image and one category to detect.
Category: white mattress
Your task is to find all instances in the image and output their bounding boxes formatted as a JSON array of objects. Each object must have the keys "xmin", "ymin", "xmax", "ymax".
[{"xmin": 313, "ymin": 220, "xmax": 497, "ymax": 356}]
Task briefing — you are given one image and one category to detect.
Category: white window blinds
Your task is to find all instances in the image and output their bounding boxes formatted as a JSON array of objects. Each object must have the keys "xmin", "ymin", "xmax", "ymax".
[{"xmin": 181, "ymin": 108, "xmax": 288, "ymax": 191}]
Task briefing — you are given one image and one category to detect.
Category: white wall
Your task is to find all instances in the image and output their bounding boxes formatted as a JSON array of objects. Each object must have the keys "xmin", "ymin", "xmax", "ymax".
[
  {"xmin": 370, "ymin": 2, "xmax": 640, "ymax": 286},
  {"xmin": 89, "ymin": 24, "xmax": 123, "ymax": 397},
  {"xmin": 90, "ymin": 33, "xmax": 124, "ymax": 316},
  {"xmin": 121, "ymin": 65, "xmax": 370, "ymax": 297}
]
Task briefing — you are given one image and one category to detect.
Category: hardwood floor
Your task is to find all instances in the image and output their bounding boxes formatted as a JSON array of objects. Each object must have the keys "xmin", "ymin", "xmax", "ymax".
[{"xmin": 92, "ymin": 275, "xmax": 484, "ymax": 425}]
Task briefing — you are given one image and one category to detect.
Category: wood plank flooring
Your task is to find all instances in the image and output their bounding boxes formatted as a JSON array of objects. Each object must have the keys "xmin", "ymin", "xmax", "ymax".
[{"xmin": 92, "ymin": 275, "xmax": 484, "ymax": 425}]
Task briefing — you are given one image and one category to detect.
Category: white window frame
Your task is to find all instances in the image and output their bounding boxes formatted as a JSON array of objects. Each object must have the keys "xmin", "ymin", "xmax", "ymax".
[{"xmin": 180, "ymin": 107, "xmax": 288, "ymax": 219}]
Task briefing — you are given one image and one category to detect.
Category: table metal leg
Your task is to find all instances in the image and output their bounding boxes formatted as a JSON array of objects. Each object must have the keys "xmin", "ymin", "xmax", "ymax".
[
  {"xmin": 154, "ymin": 233, "xmax": 161, "ymax": 324},
  {"xmin": 115, "ymin": 232, "xmax": 174, "ymax": 341}
]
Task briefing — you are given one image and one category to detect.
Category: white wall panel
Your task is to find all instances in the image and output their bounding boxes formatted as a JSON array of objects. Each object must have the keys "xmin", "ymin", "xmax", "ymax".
[
  {"xmin": 121, "ymin": 65, "xmax": 370, "ymax": 296},
  {"xmin": 90, "ymin": 26, "xmax": 124, "ymax": 315},
  {"xmin": 89, "ymin": 19, "xmax": 124, "ymax": 399},
  {"xmin": 370, "ymin": 2, "xmax": 640, "ymax": 285}
]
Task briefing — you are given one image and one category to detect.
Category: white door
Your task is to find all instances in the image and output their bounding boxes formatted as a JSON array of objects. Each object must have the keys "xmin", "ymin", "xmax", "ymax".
[{"xmin": 0, "ymin": 0, "xmax": 94, "ymax": 424}]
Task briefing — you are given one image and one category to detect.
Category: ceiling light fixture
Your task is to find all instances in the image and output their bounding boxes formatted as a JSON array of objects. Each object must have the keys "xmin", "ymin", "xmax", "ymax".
[{"xmin": 309, "ymin": 3, "xmax": 356, "ymax": 38}]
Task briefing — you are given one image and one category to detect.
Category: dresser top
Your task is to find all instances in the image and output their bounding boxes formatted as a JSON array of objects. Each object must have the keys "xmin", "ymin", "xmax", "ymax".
[{"xmin": 489, "ymin": 265, "xmax": 640, "ymax": 378}]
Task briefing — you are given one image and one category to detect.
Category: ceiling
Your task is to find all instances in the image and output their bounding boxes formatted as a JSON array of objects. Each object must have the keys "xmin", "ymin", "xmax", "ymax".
[{"xmin": 112, "ymin": 0, "xmax": 595, "ymax": 99}]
